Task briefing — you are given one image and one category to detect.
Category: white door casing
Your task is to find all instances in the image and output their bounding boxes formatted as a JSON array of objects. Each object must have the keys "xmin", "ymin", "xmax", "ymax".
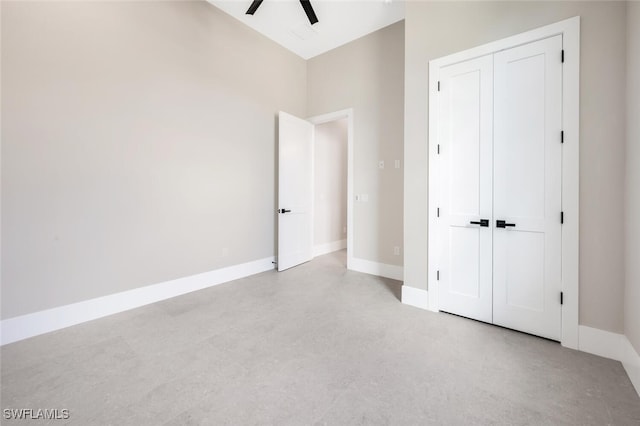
[
  {"xmin": 278, "ymin": 111, "xmax": 314, "ymax": 271},
  {"xmin": 437, "ymin": 55, "xmax": 494, "ymax": 323},
  {"xmin": 492, "ymin": 36, "xmax": 563, "ymax": 340},
  {"xmin": 308, "ymin": 109, "xmax": 355, "ymax": 271},
  {"xmin": 428, "ymin": 16, "xmax": 580, "ymax": 348}
]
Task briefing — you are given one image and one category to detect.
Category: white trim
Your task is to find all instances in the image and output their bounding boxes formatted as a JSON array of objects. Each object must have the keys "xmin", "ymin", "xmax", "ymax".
[
  {"xmin": 313, "ymin": 239, "xmax": 347, "ymax": 257},
  {"xmin": 308, "ymin": 108, "xmax": 354, "ymax": 271},
  {"xmin": 0, "ymin": 257, "xmax": 275, "ymax": 346},
  {"xmin": 401, "ymin": 286, "xmax": 429, "ymax": 310},
  {"xmin": 310, "ymin": 121, "xmax": 316, "ymax": 266},
  {"xmin": 579, "ymin": 325, "xmax": 629, "ymax": 361},
  {"xmin": 427, "ymin": 53, "xmax": 441, "ymax": 313},
  {"xmin": 350, "ymin": 257, "xmax": 403, "ymax": 281},
  {"xmin": 429, "ymin": 17, "xmax": 579, "ymax": 69},
  {"xmin": 427, "ymin": 17, "xmax": 580, "ymax": 349},
  {"xmin": 559, "ymin": 17, "xmax": 581, "ymax": 350},
  {"xmin": 579, "ymin": 326, "xmax": 640, "ymax": 397},
  {"xmin": 623, "ymin": 348, "xmax": 640, "ymax": 398}
]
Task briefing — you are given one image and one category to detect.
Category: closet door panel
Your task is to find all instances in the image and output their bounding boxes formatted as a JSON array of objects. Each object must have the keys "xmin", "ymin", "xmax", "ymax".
[
  {"xmin": 437, "ymin": 54, "xmax": 494, "ymax": 323},
  {"xmin": 492, "ymin": 35, "xmax": 563, "ymax": 341}
]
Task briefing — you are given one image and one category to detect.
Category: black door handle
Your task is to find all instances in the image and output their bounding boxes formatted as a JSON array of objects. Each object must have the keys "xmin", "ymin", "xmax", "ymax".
[
  {"xmin": 496, "ymin": 220, "xmax": 516, "ymax": 228},
  {"xmin": 279, "ymin": 209, "xmax": 291, "ymax": 214},
  {"xmin": 470, "ymin": 219, "xmax": 489, "ymax": 227}
]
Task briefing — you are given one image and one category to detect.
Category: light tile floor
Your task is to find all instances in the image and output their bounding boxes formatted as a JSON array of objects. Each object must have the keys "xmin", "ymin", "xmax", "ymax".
[{"xmin": 2, "ymin": 250, "xmax": 639, "ymax": 425}]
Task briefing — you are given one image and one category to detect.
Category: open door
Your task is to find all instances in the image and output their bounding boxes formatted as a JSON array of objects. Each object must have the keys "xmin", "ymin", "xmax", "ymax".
[{"xmin": 277, "ymin": 111, "xmax": 314, "ymax": 271}]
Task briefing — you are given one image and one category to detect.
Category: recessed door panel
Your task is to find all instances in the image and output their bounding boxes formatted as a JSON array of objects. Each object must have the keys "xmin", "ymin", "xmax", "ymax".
[
  {"xmin": 449, "ymin": 227, "xmax": 480, "ymax": 298},
  {"xmin": 502, "ymin": 231, "xmax": 545, "ymax": 312},
  {"xmin": 438, "ymin": 54, "xmax": 493, "ymax": 324},
  {"xmin": 494, "ymin": 53, "xmax": 546, "ymax": 220},
  {"xmin": 450, "ymin": 70, "xmax": 481, "ymax": 217}
]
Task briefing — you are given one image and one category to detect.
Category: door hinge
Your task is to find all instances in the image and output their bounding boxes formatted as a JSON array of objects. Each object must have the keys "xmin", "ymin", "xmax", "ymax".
[
  {"xmin": 438, "ymin": 81, "xmax": 441, "ymax": 91},
  {"xmin": 560, "ymin": 292, "xmax": 564, "ymax": 305},
  {"xmin": 561, "ymin": 130, "xmax": 564, "ymax": 143},
  {"xmin": 561, "ymin": 50, "xmax": 565, "ymax": 63},
  {"xmin": 437, "ymin": 144, "xmax": 440, "ymax": 154},
  {"xmin": 437, "ymin": 207, "xmax": 440, "ymax": 218},
  {"xmin": 561, "ymin": 211, "xmax": 564, "ymax": 224},
  {"xmin": 437, "ymin": 270, "xmax": 440, "ymax": 281}
]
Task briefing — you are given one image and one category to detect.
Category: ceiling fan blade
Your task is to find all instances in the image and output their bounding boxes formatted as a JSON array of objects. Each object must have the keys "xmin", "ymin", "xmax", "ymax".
[
  {"xmin": 299, "ymin": 0, "xmax": 318, "ymax": 25},
  {"xmin": 246, "ymin": 0, "xmax": 264, "ymax": 15}
]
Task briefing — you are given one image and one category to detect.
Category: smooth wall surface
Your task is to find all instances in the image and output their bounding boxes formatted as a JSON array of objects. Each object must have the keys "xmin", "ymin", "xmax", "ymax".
[
  {"xmin": 1, "ymin": 1, "xmax": 306, "ymax": 319},
  {"xmin": 314, "ymin": 119, "xmax": 348, "ymax": 247},
  {"xmin": 625, "ymin": 1, "xmax": 640, "ymax": 354},
  {"xmin": 404, "ymin": 2, "xmax": 628, "ymax": 333},
  {"xmin": 308, "ymin": 22, "xmax": 404, "ymax": 266}
]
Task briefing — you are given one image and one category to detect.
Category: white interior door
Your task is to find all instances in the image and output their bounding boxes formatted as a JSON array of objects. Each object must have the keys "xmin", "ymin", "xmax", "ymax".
[
  {"xmin": 278, "ymin": 111, "xmax": 314, "ymax": 271},
  {"xmin": 492, "ymin": 35, "xmax": 563, "ymax": 340},
  {"xmin": 437, "ymin": 55, "xmax": 494, "ymax": 323}
]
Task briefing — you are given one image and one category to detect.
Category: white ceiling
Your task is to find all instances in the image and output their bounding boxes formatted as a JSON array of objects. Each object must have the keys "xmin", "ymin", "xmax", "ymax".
[{"xmin": 207, "ymin": 0, "xmax": 406, "ymax": 60}]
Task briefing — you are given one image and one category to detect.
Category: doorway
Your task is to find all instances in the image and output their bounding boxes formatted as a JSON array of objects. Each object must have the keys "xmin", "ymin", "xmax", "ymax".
[
  {"xmin": 277, "ymin": 109, "xmax": 354, "ymax": 271},
  {"xmin": 312, "ymin": 118, "xmax": 348, "ymax": 259}
]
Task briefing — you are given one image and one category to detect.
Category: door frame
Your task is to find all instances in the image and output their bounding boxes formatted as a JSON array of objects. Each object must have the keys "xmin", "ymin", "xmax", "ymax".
[
  {"xmin": 308, "ymin": 108, "xmax": 355, "ymax": 270},
  {"xmin": 427, "ymin": 17, "xmax": 580, "ymax": 349}
]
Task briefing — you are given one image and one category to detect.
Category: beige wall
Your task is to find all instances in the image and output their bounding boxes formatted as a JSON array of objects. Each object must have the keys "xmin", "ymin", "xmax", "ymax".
[
  {"xmin": 404, "ymin": 2, "xmax": 628, "ymax": 333},
  {"xmin": 4, "ymin": 0, "xmax": 633, "ymax": 338},
  {"xmin": 625, "ymin": 1, "xmax": 640, "ymax": 353},
  {"xmin": 1, "ymin": 1, "xmax": 306, "ymax": 319},
  {"xmin": 314, "ymin": 119, "xmax": 348, "ymax": 247},
  {"xmin": 308, "ymin": 22, "xmax": 404, "ymax": 266}
]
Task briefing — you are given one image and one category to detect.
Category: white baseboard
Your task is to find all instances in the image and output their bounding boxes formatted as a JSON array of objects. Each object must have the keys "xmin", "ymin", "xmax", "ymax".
[
  {"xmin": 313, "ymin": 239, "xmax": 347, "ymax": 257},
  {"xmin": 349, "ymin": 257, "xmax": 403, "ymax": 281},
  {"xmin": 0, "ymin": 257, "xmax": 275, "ymax": 346},
  {"xmin": 622, "ymin": 358, "xmax": 640, "ymax": 402},
  {"xmin": 578, "ymin": 325, "xmax": 627, "ymax": 361},
  {"xmin": 579, "ymin": 325, "xmax": 640, "ymax": 397},
  {"xmin": 622, "ymin": 344, "xmax": 640, "ymax": 398},
  {"xmin": 401, "ymin": 285, "xmax": 429, "ymax": 310}
]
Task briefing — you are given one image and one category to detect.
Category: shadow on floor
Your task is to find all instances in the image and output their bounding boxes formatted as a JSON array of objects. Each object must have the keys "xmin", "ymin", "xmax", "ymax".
[{"xmin": 379, "ymin": 277, "xmax": 402, "ymax": 302}]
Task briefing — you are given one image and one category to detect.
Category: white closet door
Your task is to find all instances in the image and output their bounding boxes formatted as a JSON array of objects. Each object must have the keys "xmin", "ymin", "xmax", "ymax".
[
  {"xmin": 438, "ymin": 55, "xmax": 494, "ymax": 323},
  {"xmin": 492, "ymin": 35, "xmax": 563, "ymax": 340}
]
